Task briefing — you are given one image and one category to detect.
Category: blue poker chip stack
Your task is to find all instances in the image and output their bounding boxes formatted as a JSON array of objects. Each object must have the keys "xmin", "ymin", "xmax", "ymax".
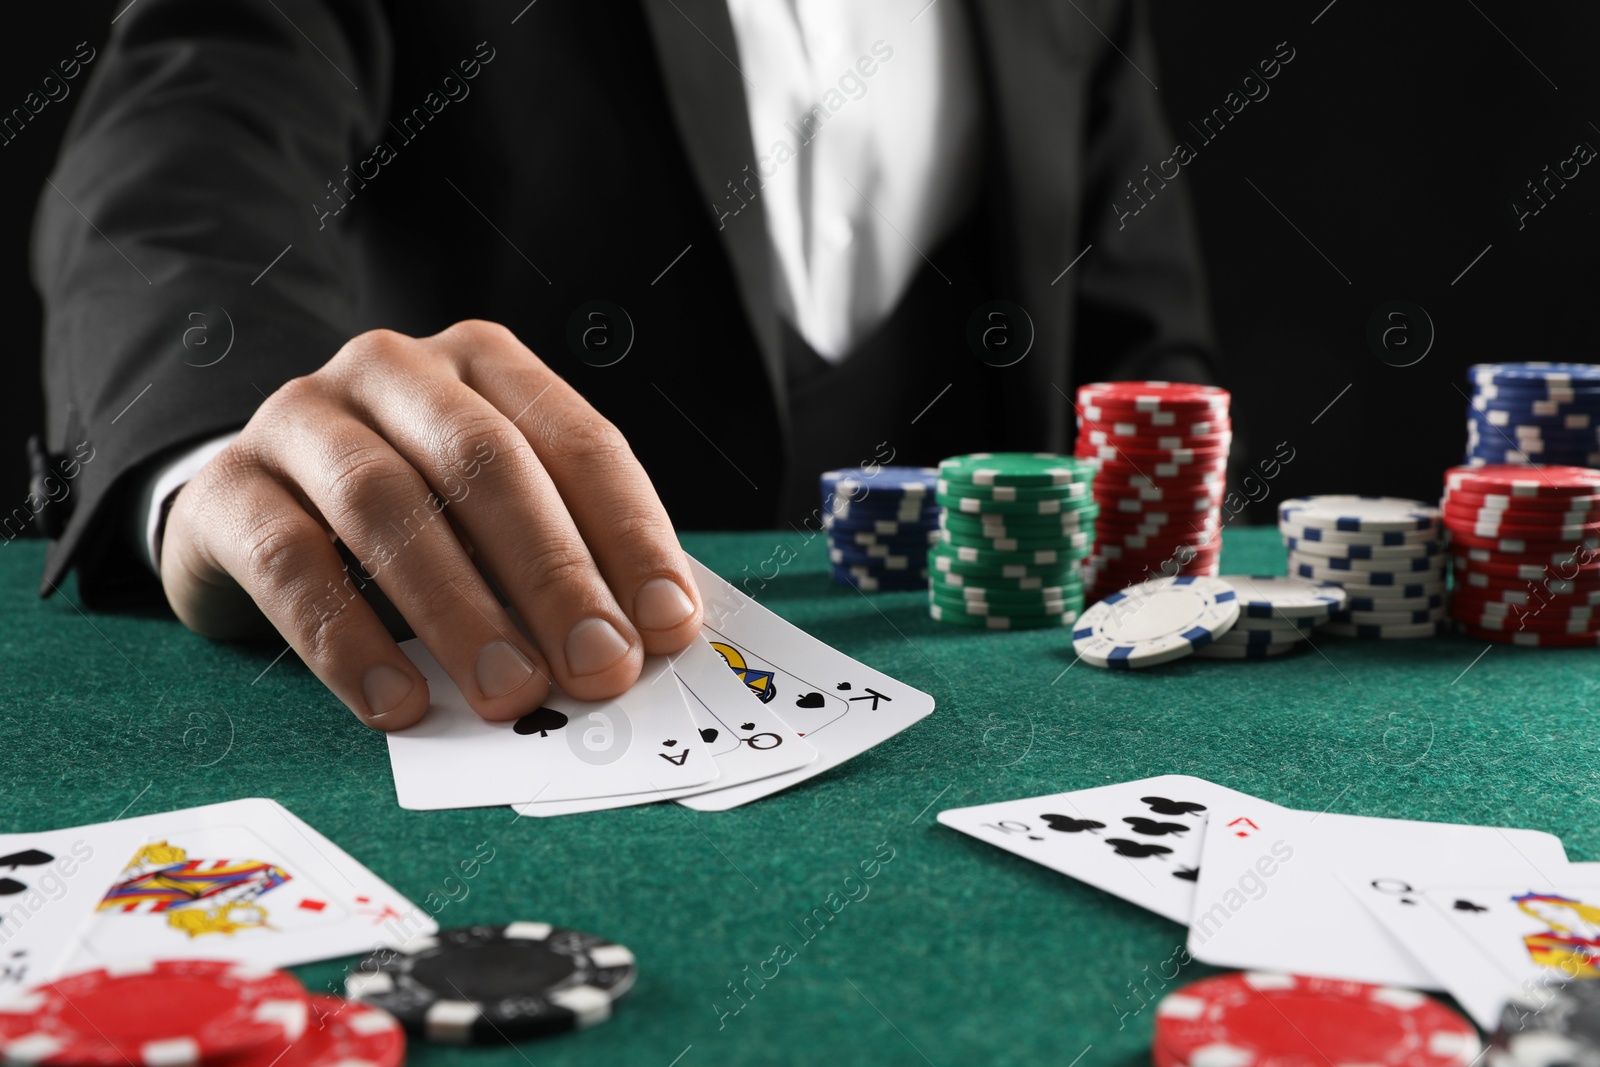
[
  {"xmin": 821, "ymin": 467, "xmax": 940, "ymax": 591},
  {"xmin": 1466, "ymin": 362, "xmax": 1600, "ymax": 467}
]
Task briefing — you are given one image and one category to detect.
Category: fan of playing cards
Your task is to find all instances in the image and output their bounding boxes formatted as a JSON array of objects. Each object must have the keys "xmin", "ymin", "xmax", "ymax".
[
  {"xmin": 939, "ymin": 775, "xmax": 1598, "ymax": 1032},
  {"xmin": 384, "ymin": 558, "xmax": 935, "ymax": 814}
]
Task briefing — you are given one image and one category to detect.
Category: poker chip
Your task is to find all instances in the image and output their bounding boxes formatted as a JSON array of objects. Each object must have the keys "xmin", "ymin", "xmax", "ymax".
[
  {"xmin": 927, "ymin": 602, "xmax": 1078, "ymax": 630},
  {"xmin": 930, "ymin": 454, "xmax": 1091, "ymax": 626},
  {"xmin": 829, "ymin": 566, "xmax": 928, "ymax": 591},
  {"xmin": 1154, "ymin": 972, "xmax": 1480, "ymax": 1067},
  {"xmin": 1321, "ymin": 619, "xmax": 1449, "ymax": 639},
  {"xmin": 1280, "ymin": 496, "xmax": 1448, "ymax": 640},
  {"xmin": 0, "ymin": 960, "xmax": 310, "ymax": 1066},
  {"xmin": 1278, "ymin": 521, "xmax": 1439, "ymax": 546},
  {"xmin": 1071, "ymin": 574, "xmax": 1238, "ymax": 669},
  {"xmin": 937, "ymin": 452, "xmax": 1092, "ymax": 487},
  {"xmin": 821, "ymin": 468, "xmax": 941, "ymax": 592},
  {"xmin": 1346, "ymin": 592, "xmax": 1444, "ymax": 612},
  {"xmin": 1444, "ymin": 457, "xmax": 1600, "ymax": 637},
  {"xmin": 1077, "ymin": 380, "xmax": 1230, "ymax": 412},
  {"xmin": 1191, "ymin": 640, "xmax": 1300, "ymax": 659},
  {"xmin": 1489, "ymin": 977, "xmax": 1600, "ymax": 1067},
  {"xmin": 345, "ymin": 923, "xmax": 636, "ymax": 1045},
  {"xmin": 1457, "ymin": 623, "xmax": 1600, "ymax": 646},
  {"xmin": 1330, "ymin": 606, "xmax": 1447, "ymax": 626},
  {"xmin": 1279, "ymin": 496, "xmax": 1440, "ymax": 533},
  {"xmin": 1213, "ymin": 625, "xmax": 1309, "ymax": 646},
  {"xmin": 1446, "ymin": 463, "xmax": 1600, "ymax": 498},
  {"xmin": 1286, "ymin": 537, "xmax": 1439, "ymax": 561},
  {"xmin": 217, "ymin": 997, "xmax": 405, "ymax": 1067},
  {"xmin": 1075, "ymin": 381, "xmax": 1231, "ymax": 600}
]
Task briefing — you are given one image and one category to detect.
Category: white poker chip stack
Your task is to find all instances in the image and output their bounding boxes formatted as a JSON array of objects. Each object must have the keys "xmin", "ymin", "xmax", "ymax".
[
  {"xmin": 1192, "ymin": 575, "xmax": 1348, "ymax": 659},
  {"xmin": 1278, "ymin": 496, "xmax": 1447, "ymax": 639}
]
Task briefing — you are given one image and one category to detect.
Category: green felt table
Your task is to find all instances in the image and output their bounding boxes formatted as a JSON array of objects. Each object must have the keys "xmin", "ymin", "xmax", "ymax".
[{"xmin": 4, "ymin": 526, "xmax": 1597, "ymax": 1066}]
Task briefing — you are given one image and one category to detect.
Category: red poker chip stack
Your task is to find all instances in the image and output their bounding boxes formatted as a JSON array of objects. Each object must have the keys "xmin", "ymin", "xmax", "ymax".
[
  {"xmin": 1152, "ymin": 971, "xmax": 1480, "ymax": 1067},
  {"xmin": 1073, "ymin": 381, "xmax": 1231, "ymax": 603},
  {"xmin": 1442, "ymin": 464, "xmax": 1600, "ymax": 646},
  {"xmin": 0, "ymin": 960, "xmax": 404, "ymax": 1067}
]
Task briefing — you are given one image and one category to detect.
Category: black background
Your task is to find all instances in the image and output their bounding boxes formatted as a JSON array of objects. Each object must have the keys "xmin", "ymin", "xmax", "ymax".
[{"xmin": 3, "ymin": 2, "xmax": 1597, "ymax": 524}]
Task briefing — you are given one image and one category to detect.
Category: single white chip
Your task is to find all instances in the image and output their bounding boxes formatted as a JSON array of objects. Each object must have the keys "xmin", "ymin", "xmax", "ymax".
[{"xmin": 1072, "ymin": 575, "xmax": 1239, "ymax": 669}]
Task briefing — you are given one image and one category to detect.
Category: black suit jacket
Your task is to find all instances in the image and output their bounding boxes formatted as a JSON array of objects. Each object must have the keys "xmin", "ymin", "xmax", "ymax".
[{"xmin": 32, "ymin": 0, "xmax": 1215, "ymax": 602}]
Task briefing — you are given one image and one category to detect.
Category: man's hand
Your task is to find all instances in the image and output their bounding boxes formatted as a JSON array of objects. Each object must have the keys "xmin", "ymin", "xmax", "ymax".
[{"xmin": 160, "ymin": 320, "xmax": 704, "ymax": 729}]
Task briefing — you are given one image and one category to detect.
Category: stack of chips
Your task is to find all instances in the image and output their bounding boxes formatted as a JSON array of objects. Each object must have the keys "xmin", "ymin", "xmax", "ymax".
[
  {"xmin": 1192, "ymin": 575, "xmax": 1348, "ymax": 659},
  {"xmin": 821, "ymin": 467, "xmax": 940, "ymax": 591},
  {"xmin": 1442, "ymin": 464, "xmax": 1600, "ymax": 646},
  {"xmin": 1466, "ymin": 362, "xmax": 1600, "ymax": 468},
  {"xmin": 928, "ymin": 453, "xmax": 1093, "ymax": 629},
  {"xmin": 1073, "ymin": 381, "xmax": 1231, "ymax": 604},
  {"xmin": 1279, "ymin": 495, "xmax": 1448, "ymax": 639}
]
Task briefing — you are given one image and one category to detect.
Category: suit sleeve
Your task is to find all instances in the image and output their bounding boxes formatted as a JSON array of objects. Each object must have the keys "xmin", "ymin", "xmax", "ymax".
[
  {"xmin": 30, "ymin": 0, "xmax": 392, "ymax": 603},
  {"xmin": 1069, "ymin": 0, "xmax": 1218, "ymax": 388}
]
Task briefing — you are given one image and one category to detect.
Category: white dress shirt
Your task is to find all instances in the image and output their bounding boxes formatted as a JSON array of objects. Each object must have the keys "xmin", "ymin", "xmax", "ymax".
[
  {"xmin": 136, "ymin": 1, "xmax": 981, "ymax": 571},
  {"xmin": 725, "ymin": 0, "xmax": 980, "ymax": 359}
]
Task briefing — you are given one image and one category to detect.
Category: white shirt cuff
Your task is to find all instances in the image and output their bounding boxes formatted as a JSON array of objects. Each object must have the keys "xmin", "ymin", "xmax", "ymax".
[{"xmin": 138, "ymin": 432, "xmax": 240, "ymax": 575}]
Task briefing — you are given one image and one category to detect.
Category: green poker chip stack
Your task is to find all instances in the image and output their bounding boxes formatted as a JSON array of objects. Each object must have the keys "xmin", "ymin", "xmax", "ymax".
[{"xmin": 928, "ymin": 453, "xmax": 1095, "ymax": 630}]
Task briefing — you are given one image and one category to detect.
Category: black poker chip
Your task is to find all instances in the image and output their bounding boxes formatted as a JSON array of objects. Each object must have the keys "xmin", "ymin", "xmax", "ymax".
[
  {"xmin": 344, "ymin": 923, "xmax": 637, "ymax": 1044},
  {"xmin": 1490, "ymin": 978, "xmax": 1600, "ymax": 1067}
]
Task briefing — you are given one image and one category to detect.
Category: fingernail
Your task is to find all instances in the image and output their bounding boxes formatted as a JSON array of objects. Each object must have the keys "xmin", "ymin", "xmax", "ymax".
[
  {"xmin": 362, "ymin": 664, "xmax": 415, "ymax": 719},
  {"xmin": 477, "ymin": 639, "xmax": 535, "ymax": 698},
  {"xmin": 633, "ymin": 577, "xmax": 695, "ymax": 632},
  {"xmin": 565, "ymin": 617, "xmax": 631, "ymax": 676}
]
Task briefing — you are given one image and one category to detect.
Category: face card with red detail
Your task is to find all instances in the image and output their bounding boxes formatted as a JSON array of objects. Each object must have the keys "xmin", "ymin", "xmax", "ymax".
[{"xmin": 61, "ymin": 798, "xmax": 432, "ymax": 972}]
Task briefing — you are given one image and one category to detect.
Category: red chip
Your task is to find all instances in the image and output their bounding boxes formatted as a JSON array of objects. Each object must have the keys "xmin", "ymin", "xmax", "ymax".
[
  {"xmin": 1443, "ymin": 488, "xmax": 1600, "ymax": 512},
  {"xmin": 217, "ymin": 996, "xmax": 405, "ymax": 1067},
  {"xmin": 1442, "ymin": 510, "xmax": 1600, "ymax": 539},
  {"xmin": 1445, "ymin": 463, "xmax": 1600, "ymax": 498},
  {"xmin": 1077, "ymin": 380, "xmax": 1231, "ymax": 412},
  {"xmin": 0, "ymin": 960, "xmax": 309, "ymax": 1067},
  {"xmin": 1456, "ymin": 623, "xmax": 1600, "ymax": 647},
  {"xmin": 1154, "ymin": 972, "xmax": 1479, "ymax": 1067},
  {"xmin": 1445, "ymin": 528, "xmax": 1600, "ymax": 554},
  {"xmin": 1452, "ymin": 568, "xmax": 1600, "ymax": 593}
]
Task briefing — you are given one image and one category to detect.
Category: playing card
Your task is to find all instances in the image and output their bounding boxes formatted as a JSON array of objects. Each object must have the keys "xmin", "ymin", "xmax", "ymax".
[
  {"xmin": 61, "ymin": 798, "xmax": 433, "ymax": 972},
  {"xmin": 937, "ymin": 776, "xmax": 1275, "ymax": 923},
  {"xmin": 677, "ymin": 557, "xmax": 935, "ymax": 811},
  {"xmin": 1345, "ymin": 867, "xmax": 1600, "ymax": 1030},
  {"xmin": 387, "ymin": 641, "xmax": 716, "ymax": 810},
  {"xmin": 510, "ymin": 634, "xmax": 818, "ymax": 816},
  {"xmin": 1189, "ymin": 801, "xmax": 1568, "ymax": 988},
  {"xmin": 0, "ymin": 824, "xmax": 139, "ymax": 1002}
]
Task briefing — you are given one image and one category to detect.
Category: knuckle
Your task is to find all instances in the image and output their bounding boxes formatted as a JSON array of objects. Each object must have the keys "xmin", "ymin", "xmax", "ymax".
[
  {"xmin": 435, "ymin": 416, "xmax": 518, "ymax": 479},
  {"xmin": 322, "ymin": 443, "xmax": 418, "ymax": 523},
  {"xmin": 544, "ymin": 414, "xmax": 632, "ymax": 468},
  {"xmin": 240, "ymin": 512, "xmax": 322, "ymax": 599},
  {"xmin": 449, "ymin": 318, "xmax": 519, "ymax": 350},
  {"xmin": 513, "ymin": 539, "xmax": 595, "ymax": 600},
  {"xmin": 330, "ymin": 328, "xmax": 412, "ymax": 376}
]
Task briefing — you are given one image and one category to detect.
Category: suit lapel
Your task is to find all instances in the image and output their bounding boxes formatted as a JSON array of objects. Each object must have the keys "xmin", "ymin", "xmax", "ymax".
[{"xmin": 635, "ymin": 0, "xmax": 788, "ymax": 427}]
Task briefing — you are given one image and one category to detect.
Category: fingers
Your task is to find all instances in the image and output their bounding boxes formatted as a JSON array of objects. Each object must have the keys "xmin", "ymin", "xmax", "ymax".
[
  {"xmin": 332, "ymin": 324, "xmax": 653, "ymax": 701},
  {"xmin": 434, "ymin": 321, "xmax": 704, "ymax": 654},
  {"xmin": 162, "ymin": 456, "xmax": 435, "ymax": 730},
  {"xmin": 246, "ymin": 382, "xmax": 554, "ymax": 721}
]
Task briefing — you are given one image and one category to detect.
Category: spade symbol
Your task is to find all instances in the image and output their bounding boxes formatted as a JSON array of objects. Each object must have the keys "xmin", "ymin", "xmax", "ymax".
[
  {"xmin": 796, "ymin": 692, "xmax": 826, "ymax": 709},
  {"xmin": 1040, "ymin": 813, "xmax": 1105, "ymax": 834},
  {"xmin": 1106, "ymin": 839, "xmax": 1174, "ymax": 859},
  {"xmin": 836, "ymin": 682, "xmax": 852, "ymax": 690},
  {"xmin": 1124, "ymin": 817, "xmax": 1190, "ymax": 838},
  {"xmin": 1453, "ymin": 899, "xmax": 1489, "ymax": 913},
  {"xmin": 1173, "ymin": 866, "xmax": 1200, "ymax": 882},
  {"xmin": 699, "ymin": 728, "xmax": 719, "ymax": 744},
  {"xmin": 513, "ymin": 707, "xmax": 569, "ymax": 738},
  {"xmin": 1141, "ymin": 796, "xmax": 1207, "ymax": 816},
  {"xmin": 740, "ymin": 723, "xmax": 755, "ymax": 731},
  {"xmin": 662, "ymin": 739, "xmax": 678, "ymax": 747}
]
